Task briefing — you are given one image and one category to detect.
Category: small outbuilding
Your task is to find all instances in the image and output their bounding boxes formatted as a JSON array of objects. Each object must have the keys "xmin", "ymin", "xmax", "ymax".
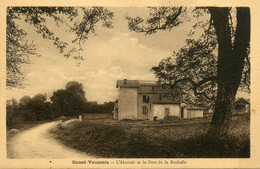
[
  {"xmin": 150, "ymin": 102, "xmax": 180, "ymax": 120},
  {"xmin": 185, "ymin": 106, "xmax": 204, "ymax": 118},
  {"xmin": 234, "ymin": 98, "xmax": 250, "ymax": 114}
]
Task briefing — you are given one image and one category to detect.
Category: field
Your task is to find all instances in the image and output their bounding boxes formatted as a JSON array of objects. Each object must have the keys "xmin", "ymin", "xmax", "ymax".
[{"xmin": 50, "ymin": 114, "xmax": 250, "ymax": 158}]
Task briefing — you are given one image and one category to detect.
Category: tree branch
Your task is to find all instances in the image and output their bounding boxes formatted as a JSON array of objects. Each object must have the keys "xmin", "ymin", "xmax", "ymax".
[
  {"xmin": 126, "ymin": 7, "xmax": 183, "ymax": 35},
  {"xmin": 171, "ymin": 76, "xmax": 217, "ymax": 89},
  {"xmin": 169, "ymin": 76, "xmax": 217, "ymax": 100}
]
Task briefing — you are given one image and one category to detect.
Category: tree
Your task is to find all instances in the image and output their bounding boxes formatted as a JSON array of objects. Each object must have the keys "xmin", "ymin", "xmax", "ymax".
[
  {"xmin": 28, "ymin": 93, "xmax": 49, "ymax": 120},
  {"xmin": 127, "ymin": 7, "xmax": 250, "ymax": 135},
  {"xmin": 51, "ymin": 81, "xmax": 87, "ymax": 116},
  {"xmin": 7, "ymin": 7, "xmax": 113, "ymax": 88},
  {"xmin": 84, "ymin": 101, "xmax": 115, "ymax": 114},
  {"xmin": 16, "ymin": 93, "xmax": 52, "ymax": 121},
  {"xmin": 32, "ymin": 93, "xmax": 47, "ymax": 103},
  {"xmin": 19, "ymin": 95, "xmax": 32, "ymax": 106},
  {"xmin": 6, "ymin": 98, "xmax": 23, "ymax": 130},
  {"xmin": 66, "ymin": 81, "xmax": 86, "ymax": 100},
  {"xmin": 151, "ymin": 36, "xmax": 218, "ymax": 107},
  {"xmin": 50, "ymin": 89, "xmax": 68, "ymax": 116},
  {"xmin": 207, "ymin": 7, "xmax": 250, "ymax": 135},
  {"xmin": 7, "ymin": 98, "xmax": 19, "ymax": 107}
]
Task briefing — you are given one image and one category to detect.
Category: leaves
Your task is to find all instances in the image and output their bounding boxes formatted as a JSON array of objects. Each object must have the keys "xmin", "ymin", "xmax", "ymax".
[
  {"xmin": 51, "ymin": 81, "xmax": 87, "ymax": 116},
  {"xmin": 151, "ymin": 34, "xmax": 218, "ymax": 106},
  {"xmin": 126, "ymin": 7, "xmax": 184, "ymax": 35},
  {"xmin": 6, "ymin": 7, "xmax": 113, "ymax": 88}
]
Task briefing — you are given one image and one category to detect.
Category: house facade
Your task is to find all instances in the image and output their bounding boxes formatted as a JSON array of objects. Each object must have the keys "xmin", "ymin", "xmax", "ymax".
[{"xmin": 114, "ymin": 79, "xmax": 204, "ymax": 120}]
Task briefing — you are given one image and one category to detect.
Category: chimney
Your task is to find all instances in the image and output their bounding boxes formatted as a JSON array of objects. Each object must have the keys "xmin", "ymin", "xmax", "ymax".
[{"xmin": 124, "ymin": 79, "xmax": 127, "ymax": 85}]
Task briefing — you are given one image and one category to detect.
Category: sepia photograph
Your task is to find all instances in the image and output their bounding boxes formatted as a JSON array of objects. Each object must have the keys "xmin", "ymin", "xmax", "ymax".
[{"xmin": 1, "ymin": 0, "xmax": 259, "ymax": 168}]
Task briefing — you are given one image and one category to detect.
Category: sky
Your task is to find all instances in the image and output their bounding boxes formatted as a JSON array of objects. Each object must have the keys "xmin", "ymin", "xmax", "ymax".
[{"xmin": 7, "ymin": 7, "xmax": 249, "ymax": 103}]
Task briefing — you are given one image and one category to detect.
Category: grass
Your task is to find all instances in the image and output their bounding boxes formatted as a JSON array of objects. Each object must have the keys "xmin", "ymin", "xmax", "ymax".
[{"xmin": 50, "ymin": 114, "xmax": 250, "ymax": 158}]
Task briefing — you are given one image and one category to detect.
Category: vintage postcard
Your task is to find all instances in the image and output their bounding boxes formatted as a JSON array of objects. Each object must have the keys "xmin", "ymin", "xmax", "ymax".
[{"xmin": 0, "ymin": 0, "xmax": 260, "ymax": 168}]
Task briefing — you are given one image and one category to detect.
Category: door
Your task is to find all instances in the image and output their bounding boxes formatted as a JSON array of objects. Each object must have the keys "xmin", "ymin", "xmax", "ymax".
[
  {"xmin": 181, "ymin": 107, "xmax": 184, "ymax": 118},
  {"xmin": 165, "ymin": 108, "xmax": 170, "ymax": 117},
  {"xmin": 115, "ymin": 109, "xmax": 118, "ymax": 119}
]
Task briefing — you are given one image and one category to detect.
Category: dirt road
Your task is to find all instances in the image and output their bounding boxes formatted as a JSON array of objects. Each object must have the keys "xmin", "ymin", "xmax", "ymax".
[{"xmin": 8, "ymin": 121, "xmax": 93, "ymax": 159}]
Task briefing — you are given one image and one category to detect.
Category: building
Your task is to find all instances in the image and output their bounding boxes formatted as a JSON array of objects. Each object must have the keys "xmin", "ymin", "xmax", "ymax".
[
  {"xmin": 234, "ymin": 98, "xmax": 250, "ymax": 114},
  {"xmin": 114, "ymin": 79, "xmax": 204, "ymax": 120}
]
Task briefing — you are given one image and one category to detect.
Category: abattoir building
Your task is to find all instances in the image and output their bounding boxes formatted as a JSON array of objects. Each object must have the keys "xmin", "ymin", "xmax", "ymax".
[{"xmin": 113, "ymin": 79, "xmax": 204, "ymax": 120}]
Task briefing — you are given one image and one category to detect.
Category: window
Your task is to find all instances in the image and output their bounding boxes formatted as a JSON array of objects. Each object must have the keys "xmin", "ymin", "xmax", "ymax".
[
  {"xmin": 143, "ymin": 95, "xmax": 150, "ymax": 103},
  {"xmin": 147, "ymin": 96, "xmax": 150, "ymax": 103},
  {"xmin": 143, "ymin": 95, "xmax": 146, "ymax": 102},
  {"xmin": 143, "ymin": 106, "xmax": 148, "ymax": 114},
  {"xmin": 181, "ymin": 108, "xmax": 184, "ymax": 118}
]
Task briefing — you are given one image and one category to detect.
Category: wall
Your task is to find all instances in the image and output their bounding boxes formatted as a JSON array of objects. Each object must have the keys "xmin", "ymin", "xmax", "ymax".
[
  {"xmin": 186, "ymin": 109, "xmax": 204, "ymax": 118},
  {"xmin": 183, "ymin": 108, "xmax": 188, "ymax": 118},
  {"xmin": 151, "ymin": 104, "xmax": 180, "ymax": 120},
  {"xmin": 83, "ymin": 113, "xmax": 113, "ymax": 120},
  {"xmin": 118, "ymin": 87, "xmax": 138, "ymax": 120}
]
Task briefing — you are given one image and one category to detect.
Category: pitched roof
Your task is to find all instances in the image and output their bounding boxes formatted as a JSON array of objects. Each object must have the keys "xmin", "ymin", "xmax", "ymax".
[
  {"xmin": 235, "ymin": 98, "xmax": 250, "ymax": 105},
  {"xmin": 116, "ymin": 79, "xmax": 161, "ymax": 88},
  {"xmin": 116, "ymin": 80, "xmax": 140, "ymax": 88}
]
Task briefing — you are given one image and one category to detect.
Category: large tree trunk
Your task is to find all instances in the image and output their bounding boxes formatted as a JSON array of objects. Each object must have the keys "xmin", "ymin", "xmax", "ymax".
[{"xmin": 208, "ymin": 7, "xmax": 250, "ymax": 135}]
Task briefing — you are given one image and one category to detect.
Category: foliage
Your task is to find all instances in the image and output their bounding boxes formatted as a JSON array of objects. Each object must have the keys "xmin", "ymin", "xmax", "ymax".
[
  {"xmin": 84, "ymin": 101, "xmax": 114, "ymax": 114},
  {"xmin": 51, "ymin": 81, "xmax": 87, "ymax": 116},
  {"xmin": 151, "ymin": 36, "xmax": 218, "ymax": 107},
  {"xmin": 6, "ymin": 98, "xmax": 23, "ymax": 130},
  {"xmin": 7, "ymin": 7, "xmax": 113, "ymax": 88},
  {"xmin": 6, "ymin": 93, "xmax": 56, "ymax": 130},
  {"xmin": 19, "ymin": 95, "xmax": 32, "ymax": 105},
  {"xmin": 126, "ymin": 7, "xmax": 185, "ymax": 35}
]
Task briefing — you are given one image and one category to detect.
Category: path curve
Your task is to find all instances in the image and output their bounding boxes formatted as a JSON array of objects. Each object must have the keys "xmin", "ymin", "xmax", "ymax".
[{"xmin": 8, "ymin": 121, "xmax": 93, "ymax": 159}]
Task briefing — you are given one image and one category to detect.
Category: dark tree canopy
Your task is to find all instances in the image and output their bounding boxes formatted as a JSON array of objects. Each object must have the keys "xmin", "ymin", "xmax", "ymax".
[
  {"xmin": 7, "ymin": 7, "xmax": 113, "ymax": 88},
  {"xmin": 19, "ymin": 95, "xmax": 32, "ymax": 106},
  {"xmin": 51, "ymin": 81, "xmax": 87, "ymax": 116},
  {"xmin": 32, "ymin": 93, "xmax": 47, "ymax": 103},
  {"xmin": 7, "ymin": 93, "xmax": 52, "ymax": 125}
]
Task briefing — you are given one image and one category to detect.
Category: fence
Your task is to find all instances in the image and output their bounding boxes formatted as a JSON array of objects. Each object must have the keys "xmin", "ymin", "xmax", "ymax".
[{"xmin": 83, "ymin": 113, "xmax": 113, "ymax": 120}]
